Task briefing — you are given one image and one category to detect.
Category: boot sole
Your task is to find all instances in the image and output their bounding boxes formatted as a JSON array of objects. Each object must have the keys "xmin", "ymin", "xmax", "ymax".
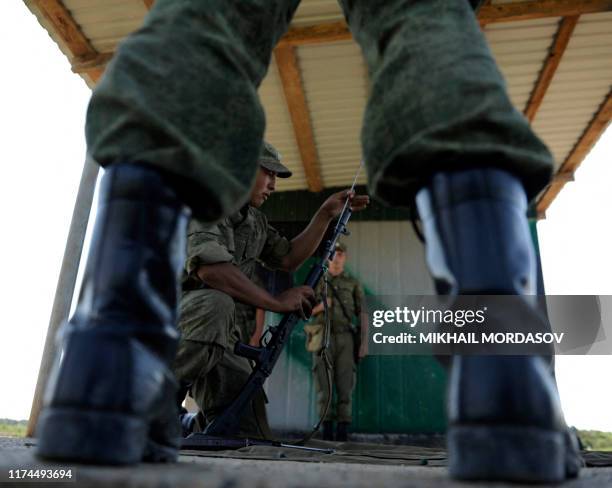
[
  {"xmin": 36, "ymin": 407, "xmax": 149, "ymax": 465},
  {"xmin": 448, "ymin": 425, "xmax": 566, "ymax": 483}
]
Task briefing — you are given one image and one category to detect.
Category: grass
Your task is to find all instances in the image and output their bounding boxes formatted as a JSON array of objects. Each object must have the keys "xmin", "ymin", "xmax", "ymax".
[
  {"xmin": 578, "ymin": 430, "xmax": 612, "ymax": 451},
  {"xmin": 0, "ymin": 420, "xmax": 27, "ymax": 438},
  {"xmin": 0, "ymin": 418, "xmax": 610, "ymax": 450}
]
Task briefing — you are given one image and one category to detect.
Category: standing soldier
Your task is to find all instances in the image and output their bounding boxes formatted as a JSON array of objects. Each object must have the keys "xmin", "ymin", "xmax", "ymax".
[{"xmin": 309, "ymin": 242, "xmax": 367, "ymax": 441}]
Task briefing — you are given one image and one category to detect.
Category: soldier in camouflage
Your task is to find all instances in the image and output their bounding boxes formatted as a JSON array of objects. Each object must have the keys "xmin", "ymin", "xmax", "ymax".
[
  {"xmin": 37, "ymin": 0, "xmax": 581, "ymax": 483},
  {"xmin": 311, "ymin": 242, "xmax": 366, "ymax": 442},
  {"xmin": 173, "ymin": 142, "xmax": 368, "ymax": 436}
]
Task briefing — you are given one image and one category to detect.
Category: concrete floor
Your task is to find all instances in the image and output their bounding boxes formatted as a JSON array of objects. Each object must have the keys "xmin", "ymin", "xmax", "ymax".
[{"xmin": 1, "ymin": 437, "xmax": 611, "ymax": 488}]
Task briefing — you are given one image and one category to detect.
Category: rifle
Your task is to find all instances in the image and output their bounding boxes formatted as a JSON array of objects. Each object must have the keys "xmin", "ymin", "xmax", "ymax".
[
  {"xmin": 182, "ymin": 435, "xmax": 334, "ymax": 454},
  {"xmin": 183, "ymin": 167, "xmax": 361, "ymax": 449}
]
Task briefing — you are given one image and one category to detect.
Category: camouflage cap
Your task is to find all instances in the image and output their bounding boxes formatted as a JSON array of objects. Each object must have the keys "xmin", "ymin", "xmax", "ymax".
[
  {"xmin": 335, "ymin": 241, "xmax": 347, "ymax": 253},
  {"xmin": 260, "ymin": 142, "xmax": 292, "ymax": 178}
]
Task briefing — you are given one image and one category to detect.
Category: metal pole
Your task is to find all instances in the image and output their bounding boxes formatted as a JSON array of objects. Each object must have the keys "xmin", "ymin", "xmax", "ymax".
[{"xmin": 26, "ymin": 156, "xmax": 99, "ymax": 437}]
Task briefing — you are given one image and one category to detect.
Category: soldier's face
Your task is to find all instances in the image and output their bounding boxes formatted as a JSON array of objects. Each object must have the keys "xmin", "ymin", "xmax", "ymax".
[
  {"xmin": 328, "ymin": 250, "xmax": 346, "ymax": 274},
  {"xmin": 250, "ymin": 168, "xmax": 276, "ymax": 207}
]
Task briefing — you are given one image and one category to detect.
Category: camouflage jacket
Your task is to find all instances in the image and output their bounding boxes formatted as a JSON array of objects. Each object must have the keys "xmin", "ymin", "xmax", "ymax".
[
  {"xmin": 183, "ymin": 205, "xmax": 290, "ymax": 286},
  {"xmin": 181, "ymin": 205, "xmax": 291, "ymax": 331}
]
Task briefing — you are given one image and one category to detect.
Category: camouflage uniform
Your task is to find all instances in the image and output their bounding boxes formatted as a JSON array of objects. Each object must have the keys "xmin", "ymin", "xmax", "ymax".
[
  {"xmin": 172, "ymin": 206, "xmax": 291, "ymax": 435},
  {"xmin": 312, "ymin": 272, "xmax": 364, "ymax": 423},
  {"xmin": 86, "ymin": 0, "xmax": 553, "ymax": 223}
]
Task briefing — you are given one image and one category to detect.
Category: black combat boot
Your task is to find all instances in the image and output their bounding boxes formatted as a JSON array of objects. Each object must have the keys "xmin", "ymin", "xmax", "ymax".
[
  {"xmin": 36, "ymin": 162, "xmax": 190, "ymax": 465},
  {"xmin": 416, "ymin": 169, "xmax": 581, "ymax": 483},
  {"xmin": 336, "ymin": 422, "xmax": 349, "ymax": 442},
  {"xmin": 322, "ymin": 421, "xmax": 334, "ymax": 441}
]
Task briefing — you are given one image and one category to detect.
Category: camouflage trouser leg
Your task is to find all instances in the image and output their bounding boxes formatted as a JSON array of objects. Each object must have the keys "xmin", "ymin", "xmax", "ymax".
[
  {"xmin": 313, "ymin": 354, "xmax": 333, "ymax": 422},
  {"xmin": 173, "ymin": 338, "xmax": 224, "ymax": 431},
  {"xmin": 173, "ymin": 289, "xmax": 270, "ymax": 437},
  {"xmin": 313, "ymin": 332, "xmax": 355, "ymax": 423},
  {"xmin": 337, "ymin": 0, "xmax": 553, "ymax": 204},
  {"xmin": 87, "ymin": 0, "xmax": 553, "ymax": 218},
  {"xmin": 86, "ymin": 0, "xmax": 301, "ymax": 220},
  {"xmin": 332, "ymin": 332, "xmax": 355, "ymax": 423},
  {"xmin": 235, "ymin": 302, "xmax": 258, "ymax": 345}
]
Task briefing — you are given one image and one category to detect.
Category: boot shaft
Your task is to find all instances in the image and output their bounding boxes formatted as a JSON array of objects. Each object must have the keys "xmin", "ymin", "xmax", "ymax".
[
  {"xmin": 336, "ymin": 421, "xmax": 349, "ymax": 442},
  {"xmin": 416, "ymin": 169, "xmax": 536, "ymax": 296},
  {"xmin": 72, "ymin": 162, "xmax": 190, "ymax": 361}
]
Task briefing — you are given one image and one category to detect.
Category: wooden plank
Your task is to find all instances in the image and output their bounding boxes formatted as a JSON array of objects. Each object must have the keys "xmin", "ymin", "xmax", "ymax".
[
  {"xmin": 479, "ymin": 0, "xmax": 493, "ymax": 28},
  {"xmin": 35, "ymin": 0, "xmax": 96, "ymax": 57},
  {"xmin": 26, "ymin": 159, "xmax": 100, "ymax": 437},
  {"xmin": 279, "ymin": 21, "xmax": 351, "ymax": 46},
  {"xmin": 274, "ymin": 45, "xmax": 323, "ymax": 192},
  {"xmin": 536, "ymin": 90, "xmax": 612, "ymax": 215},
  {"xmin": 480, "ymin": 0, "xmax": 612, "ymax": 24},
  {"xmin": 552, "ymin": 171, "xmax": 575, "ymax": 183},
  {"xmin": 524, "ymin": 16, "xmax": 579, "ymax": 122},
  {"xmin": 86, "ymin": 69, "xmax": 104, "ymax": 83},
  {"xmin": 35, "ymin": 0, "xmax": 104, "ymax": 82},
  {"xmin": 71, "ymin": 52, "xmax": 114, "ymax": 74}
]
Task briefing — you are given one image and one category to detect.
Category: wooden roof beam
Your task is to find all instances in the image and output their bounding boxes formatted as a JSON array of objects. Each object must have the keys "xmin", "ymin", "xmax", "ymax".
[
  {"xmin": 34, "ymin": 0, "xmax": 104, "ymax": 82},
  {"xmin": 480, "ymin": 0, "xmax": 612, "ymax": 25},
  {"xmin": 71, "ymin": 52, "xmax": 114, "ymax": 74},
  {"xmin": 278, "ymin": 21, "xmax": 351, "ymax": 46},
  {"xmin": 524, "ymin": 15, "xmax": 579, "ymax": 122},
  {"xmin": 479, "ymin": 0, "xmax": 493, "ymax": 28},
  {"xmin": 274, "ymin": 45, "xmax": 323, "ymax": 192},
  {"xmin": 536, "ymin": 90, "xmax": 612, "ymax": 215}
]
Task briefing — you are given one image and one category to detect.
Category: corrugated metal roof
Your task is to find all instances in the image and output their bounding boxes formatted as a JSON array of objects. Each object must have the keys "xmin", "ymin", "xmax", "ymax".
[
  {"xmin": 260, "ymin": 58, "xmax": 308, "ymax": 192},
  {"xmin": 299, "ymin": 41, "xmax": 368, "ymax": 188},
  {"xmin": 532, "ymin": 12, "xmax": 612, "ymax": 169},
  {"xmin": 485, "ymin": 17, "xmax": 561, "ymax": 110},
  {"xmin": 63, "ymin": 0, "xmax": 146, "ymax": 53},
  {"xmin": 21, "ymin": 0, "xmax": 612, "ymax": 208}
]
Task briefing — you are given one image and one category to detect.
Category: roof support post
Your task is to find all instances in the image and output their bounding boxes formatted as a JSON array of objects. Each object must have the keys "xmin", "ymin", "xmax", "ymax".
[
  {"xmin": 524, "ymin": 16, "xmax": 579, "ymax": 122},
  {"xmin": 26, "ymin": 156, "xmax": 99, "ymax": 436}
]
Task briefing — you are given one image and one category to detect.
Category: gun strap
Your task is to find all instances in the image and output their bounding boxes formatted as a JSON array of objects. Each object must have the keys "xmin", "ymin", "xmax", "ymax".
[
  {"xmin": 297, "ymin": 273, "xmax": 334, "ymax": 446},
  {"xmin": 328, "ymin": 280, "xmax": 353, "ymax": 326}
]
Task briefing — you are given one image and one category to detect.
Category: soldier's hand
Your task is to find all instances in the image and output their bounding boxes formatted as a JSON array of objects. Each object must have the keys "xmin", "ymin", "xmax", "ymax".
[
  {"xmin": 273, "ymin": 286, "xmax": 316, "ymax": 319},
  {"xmin": 320, "ymin": 190, "xmax": 369, "ymax": 220}
]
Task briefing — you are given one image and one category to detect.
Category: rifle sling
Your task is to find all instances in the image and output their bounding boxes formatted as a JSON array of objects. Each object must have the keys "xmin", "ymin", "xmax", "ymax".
[{"xmin": 328, "ymin": 281, "xmax": 353, "ymax": 327}]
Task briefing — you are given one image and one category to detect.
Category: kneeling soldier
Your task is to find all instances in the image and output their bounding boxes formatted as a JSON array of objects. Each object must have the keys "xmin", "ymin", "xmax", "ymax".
[{"xmin": 173, "ymin": 143, "xmax": 368, "ymax": 436}]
